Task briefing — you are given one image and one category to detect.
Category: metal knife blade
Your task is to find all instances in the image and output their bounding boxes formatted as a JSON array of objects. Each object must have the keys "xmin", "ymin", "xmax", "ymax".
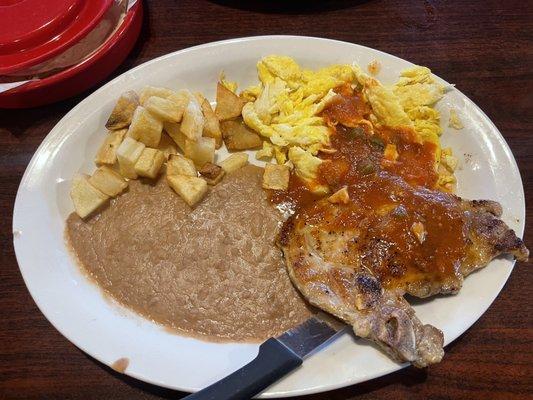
[{"xmin": 275, "ymin": 312, "xmax": 347, "ymax": 359}]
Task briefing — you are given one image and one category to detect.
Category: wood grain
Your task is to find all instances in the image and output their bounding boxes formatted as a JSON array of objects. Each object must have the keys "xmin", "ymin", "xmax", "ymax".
[{"xmin": 1, "ymin": 0, "xmax": 532, "ymax": 399}]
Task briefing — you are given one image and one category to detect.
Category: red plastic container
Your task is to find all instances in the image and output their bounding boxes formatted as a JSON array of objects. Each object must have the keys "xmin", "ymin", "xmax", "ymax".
[{"xmin": 0, "ymin": 0, "xmax": 143, "ymax": 108}]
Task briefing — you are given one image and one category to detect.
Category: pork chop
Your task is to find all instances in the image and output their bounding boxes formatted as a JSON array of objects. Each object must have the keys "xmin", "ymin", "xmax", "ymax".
[{"xmin": 279, "ymin": 172, "xmax": 528, "ymax": 367}]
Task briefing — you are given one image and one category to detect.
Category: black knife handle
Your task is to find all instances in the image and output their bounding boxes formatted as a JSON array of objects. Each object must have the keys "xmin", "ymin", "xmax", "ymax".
[{"xmin": 183, "ymin": 338, "xmax": 303, "ymax": 400}]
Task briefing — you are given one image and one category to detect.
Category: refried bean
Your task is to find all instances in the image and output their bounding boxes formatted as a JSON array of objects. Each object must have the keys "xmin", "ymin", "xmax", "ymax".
[{"xmin": 65, "ymin": 165, "xmax": 312, "ymax": 342}]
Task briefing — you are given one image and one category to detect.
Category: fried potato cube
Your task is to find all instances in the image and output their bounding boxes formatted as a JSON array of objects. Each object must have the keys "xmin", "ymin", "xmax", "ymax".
[
  {"xmin": 262, "ymin": 163, "xmax": 290, "ymax": 190},
  {"xmin": 139, "ymin": 86, "xmax": 176, "ymax": 105},
  {"xmin": 127, "ymin": 106, "xmax": 163, "ymax": 148},
  {"xmin": 184, "ymin": 137, "xmax": 216, "ymax": 168},
  {"xmin": 328, "ymin": 186, "xmax": 350, "ymax": 204},
  {"xmin": 167, "ymin": 154, "xmax": 197, "ymax": 177},
  {"xmin": 105, "ymin": 91, "xmax": 139, "ymax": 130},
  {"xmin": 219, "ymin": 152, "xmax": 248, "ymax": 174},
  {"xmin": 88, "ymin": 166, "xmax": 128, "ymax": 197},
  {"xmin": 116, "ymin": 137, "xmax": 146, "ymax": 179},
  {"xmin": 215, "ymin": 82, "xmax": 245, "ymax": 121},
  {"xmin": 134, "ymin": 148, "xmax": 166, "ymax": 179},
  {"xmin": 167, "ymin": 90, "xmax": 190, "ymax": 106},
  {"xmin": 167, "ymin": 174, "xmax": 208, "ymax": 207},
  {"xmin": 94, "ymin": 129, "xmax": 127, "ymax": 165},
  {"xmin": 180, "ymin": 92, "xmax": 205, "ymax": 141},
  {"xmin": 144, "ymin": 96, "xmax": 186, "ymax": 123},
  {"xmin": 163, "ymin": 121, "xmax": 186, "ymax": 152},
  {"xmin": 199, "ymin": 162, "xmax": 225, "ymax": 185},
  {"xmin": 157, "ymin": 132, "xmax": 178, "ymax": 159},
  {"xmin": 70, "ymin": 174, "xmax": 109, "ymax": 218},
  {"xmin": 197, "ymin": 95, "xmax": 223, "ymax": 148},
  {"xmin": 220, "ymin": 119, "xmax": 262, "ymax": 151}
]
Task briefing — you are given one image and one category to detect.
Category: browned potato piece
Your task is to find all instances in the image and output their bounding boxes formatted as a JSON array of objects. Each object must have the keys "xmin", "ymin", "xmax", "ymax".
[
  {"xmin": 70, "ymin": 174, "xmax": 109, "ymax": 218},
  {"xmin": 157, "ymin": 132, "xmax": 178, "ymax": 159},
  {"xmin": 219, "ymin": 152, "xmax": 248, "ymax": 174},
  {"xmin": 184, "ymin": 137, "xmax": 216, "ymax": 168},
  {"xmin": 89, "ymin": 166, "xmax": 128, "ymax": 197},
  {"xmin": 262, "ymin": 164, "xmax": 290, "ymax": 190},
  {"xmin": 94, "ymin": 129, "xmax": 127, "ymax": 165},
  {"xmin": 199, "ymin": 162, "xmax": 225, "ymax": 185},
  {"xmin": 134, "ymin": 148, "xmax": 166, "ymax": 179},
  {"xmin": 215, "ymin": 82, "xmax": 245, "ymax": 121},
  {"xmin": 139, "ymin": 86, "xmax": 176, "ymax": 105},
  {"xmin": 196, "ymin": 94, "xmax": 223, "ymax": 148},
  {"xmin": 163, "ymin": 122, "xmax": 186, "ymax": 152},
  {"xmin": 144, "ymin": 96, "xmax": 185, "ymax": 123},
  {"xmin": 180, "ymin": 92, "xmax": 205, "ymax": 140},
  {"xmin": 105, "ymin": 91, "xmax": 139, "ymax": 130},
  {"xmin": 116, "ymin": 137, "xmax": 146, "ymax": 179},
  {"xmin": 167, "ymin": 154, "xmax": 197, "ymax": 177},
  {"xmin": 167, "ymin": 175, "xmax": 208, "ymax": 207},
  {"xmin": 127, "ymin": 106, "xmax": 163, "ymax": 148},
  {"xmin": 220, "ymin": 119, "xmax": 262, "ymax": 151}
]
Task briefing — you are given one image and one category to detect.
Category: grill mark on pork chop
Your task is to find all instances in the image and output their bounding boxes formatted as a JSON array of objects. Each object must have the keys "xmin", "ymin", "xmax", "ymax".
[{"xmin": 279, "ymin": 173, "xmax": 528, "ymax": 367}]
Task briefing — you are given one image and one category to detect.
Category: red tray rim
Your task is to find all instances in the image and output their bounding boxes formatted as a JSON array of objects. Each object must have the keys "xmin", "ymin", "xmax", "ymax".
[
  {"xmin": 0, "ymin": 2, "xmax": 142, "ymax": 95},
  {"xmin": 0, "ymin": 0, "xmax": 114, "ymax": 75}
]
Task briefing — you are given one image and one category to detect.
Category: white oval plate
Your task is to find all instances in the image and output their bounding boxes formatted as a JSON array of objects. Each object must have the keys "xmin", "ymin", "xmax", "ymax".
[{"xmin": 13, "ymin": 36, "xmax": 525, "ymax": 397}]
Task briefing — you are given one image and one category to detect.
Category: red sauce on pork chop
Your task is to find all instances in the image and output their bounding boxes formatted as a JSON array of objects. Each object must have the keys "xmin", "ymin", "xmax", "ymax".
[{"xmin": 272, "ymin": 85, "xmax": 467, "ymax": 290}]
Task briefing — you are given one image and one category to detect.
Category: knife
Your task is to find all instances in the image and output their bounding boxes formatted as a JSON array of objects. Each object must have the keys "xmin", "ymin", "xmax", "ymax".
[{"xmin": 183, "ymin": 313, "xmax": 346, "ymax": 400}]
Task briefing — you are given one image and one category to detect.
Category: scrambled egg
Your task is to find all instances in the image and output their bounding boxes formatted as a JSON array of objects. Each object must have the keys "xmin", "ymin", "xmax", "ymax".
[
  {"xmin": 437, "ymin": 147, "xmax": 458, "ymax": 190},
  {"xmin": 241, "ymin": 56, "xmax": 354, "ymax": 184},
  {"xmin": 241, "ymin": 55, "xmax": 451, "ymax": 191},
  {"xmin": 367, "ymin": 60, "xmax": 381, "ymax": 76},
  {"xmin": 288, "ymin": 147, "xmax": 327, "ymax": 194},
  {"xmin": 394, "ymin": 66, "xmax": 444, "ymax": 142},
  {"xmin": 219, "ymin": 72, "xmax": 238, "ymax": 93},
  {"xmin": 354, "ymin": 65, "xmax": 444, "ymax": 141},
  {"xmin": 353, "ymin": 67, "xmax": 413, "ymax": 127},
  {"xmin": 353, "ymin": 63, "xmax": 451, "ymax": 189},
  {"xmin": 449, "ymin": 108, "xmax": 464, "ymax": 130}
]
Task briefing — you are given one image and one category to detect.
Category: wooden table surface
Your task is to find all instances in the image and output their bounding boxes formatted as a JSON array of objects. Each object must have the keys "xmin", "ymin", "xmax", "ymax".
[{"xmin": 1, "ymin": 0, "xmax": 532, "ymax": 399}]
